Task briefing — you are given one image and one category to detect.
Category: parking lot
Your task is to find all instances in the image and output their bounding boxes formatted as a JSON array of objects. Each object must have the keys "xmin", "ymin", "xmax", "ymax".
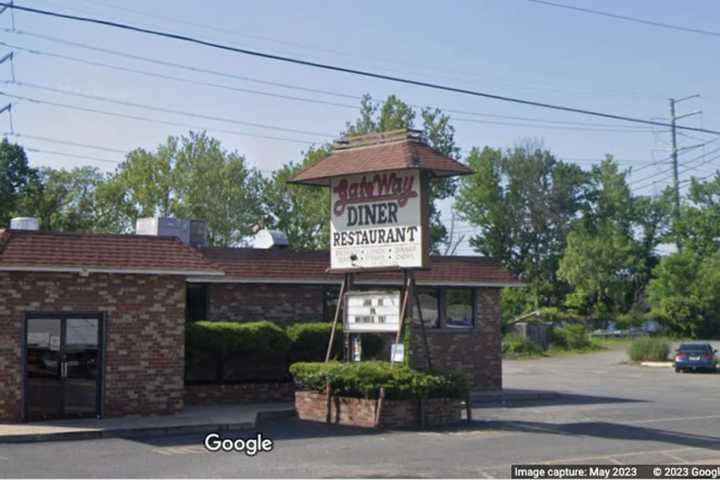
[{"xmin": 2, "ymin": 347, "xmax": 719, "ymax": 478}]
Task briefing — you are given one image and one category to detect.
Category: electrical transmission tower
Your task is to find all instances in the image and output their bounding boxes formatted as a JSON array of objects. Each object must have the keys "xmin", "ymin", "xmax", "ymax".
[{"xmin": 669, "ymin": 95, "xmax": 701, "ymax": 252}]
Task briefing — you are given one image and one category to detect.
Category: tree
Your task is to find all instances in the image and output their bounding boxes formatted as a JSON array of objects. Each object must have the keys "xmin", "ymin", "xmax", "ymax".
[
  {"xmin": 20, "ymin": 166, "xmax": 107, "ymax": 232},
  {"xmin": 264, "ymin": 94, "xmax": 461, "ymax": 250},
  {"xmin": 648, "ymin": 249, "xmax": 720, "ymax": 339},
  {"xmin": 0, "ymin": 138, "xmax": 38, "ymax": 227},
  {"xmin": 99, "ymin": 131, "xmax": 264, "ymax": 246},
  {"xmin": 344, "ymin": 95, "xmax": 461, "ymax": 250},
  {"xmin": 260, "ymin": 145, "xmax": 332, "ymax": 249},
  {"xmin": 455, "ymin": 143, "xmax": 589, "ymax": 310}
]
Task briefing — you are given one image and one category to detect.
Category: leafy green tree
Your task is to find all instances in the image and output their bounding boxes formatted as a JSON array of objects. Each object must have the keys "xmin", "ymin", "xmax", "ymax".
[
  {"xmin": 455, "ymin": 144, "xmax": 589, "ymax": 310},
  {"xmin": 100, "ymin": 131, "xmax": 264, "ymax": 246},
  {"xmin": 264, "ymin": 94, "xmax": 460, "ymax": 250},
  {"xmin": 344, "ymin": 95, "xmax": 460, "ymax": 250},
  {"xmin": 260, "ymin": 145, "xmax": 332, "ymax": 249},
  {"xmin": 0, "ymin": 138, "xmax": 38, "ymax": 227},
  {"xmin": 648, "ymin": 249, "xmax": 720, "ymax": 338},
  {"xmin": 20, "ymin": 166, "xmax": 106, "ymax": 232},
  {"xmin": 674, "ymin": 174, "xmax": 720, "ymax": 257}
]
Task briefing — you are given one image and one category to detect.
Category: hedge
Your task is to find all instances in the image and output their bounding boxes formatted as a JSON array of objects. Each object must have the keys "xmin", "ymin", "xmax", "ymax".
[
  {"xmin": 289, "ymin": 361, "xmax": 467, "ymax": 400},
  {"xmin": 286, "ymin": 322, "xmax": 387, "ymax": 362},
  {"xmin": 186, "ymin": 321, "xmax": 291, "ymax": 360}
]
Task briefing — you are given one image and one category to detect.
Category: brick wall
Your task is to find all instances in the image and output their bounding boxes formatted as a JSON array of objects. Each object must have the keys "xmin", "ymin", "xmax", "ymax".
[
  {"xmin": 0, "ymin": 271, "xmax": 186, "ymax": 422},
  {"xmin": 408, "ymin": 287, "xmax": 502, "ymax": 392},
  {"xmin": 207, "ymin": 283, "xmax": 325, "ymax": 324},
  {"xmin": 294, "ymin": 390, "xmax": 462, "ymax": 428},
  {"xmin": 184, "ymin": 382, "xmax": 294, "ymax": 405}
]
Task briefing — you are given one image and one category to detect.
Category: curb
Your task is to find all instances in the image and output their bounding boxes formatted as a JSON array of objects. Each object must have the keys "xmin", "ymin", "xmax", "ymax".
[
  {"xmin": 640, "ymin": 361, "xmax": 673, "ymax": 368},
  {"xmin": 0, "ymin": 409, "xmax": 296, "ymax": 444}
]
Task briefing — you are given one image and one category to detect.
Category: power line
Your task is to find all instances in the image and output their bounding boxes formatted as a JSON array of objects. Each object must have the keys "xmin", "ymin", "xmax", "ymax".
[
  {"xmin": 5, "ymin": 131, "xmax": 128, "ymax": 154},
  {"xmin": 8, "ymin": 80, "xmax": 336, "ymax": 138},
  {"xmin": 527, "ymin": 0, "xmax": 720, "ymax": 38},
  {"xmin": 0, "ymin": 90, "xmax": 319, "ymax": 146},
  {"xmin": 24, "ymin": 146, "xmax": 120, "ymax": 165},
  {"xmin": 0, "ymin": 41, "xmax": 361, "ymax": 111},
  {"xmin": 630, "ymin": 145, "xmax": 720, "ymax": 190},
  {"xmin": 4, "ymin": 3, "xmax": 720, "ymax": 136},
  {"xmin": 2, "ymin": 34, "xmax": 660, "ymax": 133},
  {"xmin": 5, "ymin": 29, "xmax": 361, "ymax": 102},
  {"xmin": 30, "ymin": 0, "xmax": 664, "ymax": 102},
  {"xmin": 450, "ymin": 115, "xmax": 656, "ymax": 133}
]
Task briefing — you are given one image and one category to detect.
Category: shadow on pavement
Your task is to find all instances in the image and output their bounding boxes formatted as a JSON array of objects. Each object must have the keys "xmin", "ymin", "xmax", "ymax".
[
  {"xmin": 464, "ymin": 419, "xmax": 720, "ymax": 450},
  {"xmin": 473, "ymin": 391, "xmax": 646, "ymax": 409}
]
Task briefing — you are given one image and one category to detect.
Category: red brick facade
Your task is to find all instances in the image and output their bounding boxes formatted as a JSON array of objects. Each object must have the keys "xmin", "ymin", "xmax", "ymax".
[
  {"xmin": 294, "ymin": 391, "xmax": 462, "ymax": 428},
  {"xmin": 0, "ymin": 271, "xmax": 186, "ymax": 422},
  {"xmin": 207, "ymin": 283, "xmax": 325, "ymax": 324},
  {"xmin": 408, "ymin": 288, "xmax": 502, "ymax": 391}
]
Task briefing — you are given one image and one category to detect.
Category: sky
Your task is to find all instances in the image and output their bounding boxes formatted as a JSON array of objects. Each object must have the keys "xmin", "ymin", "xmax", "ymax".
[{"xmin": 2, "ymin": 0, "xmax": 720, "ymax": 253}]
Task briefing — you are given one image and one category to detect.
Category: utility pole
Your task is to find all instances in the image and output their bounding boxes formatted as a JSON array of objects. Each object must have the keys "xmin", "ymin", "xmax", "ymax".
[{"xmin": 669, "ymin": 95, "xmax": 701, "ymax": 252}]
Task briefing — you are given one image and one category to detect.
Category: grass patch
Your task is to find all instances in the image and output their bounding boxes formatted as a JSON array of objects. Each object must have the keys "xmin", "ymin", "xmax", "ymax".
[{"xmin": 627, "ymin": 337, "xmax": 671, "ymax": 362}]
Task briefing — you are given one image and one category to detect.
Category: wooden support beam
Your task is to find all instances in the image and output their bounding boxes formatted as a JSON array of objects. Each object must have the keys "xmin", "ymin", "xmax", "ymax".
[{"xmin": 325, "ymin": 273, "xmax": 349, "ymax": 362}]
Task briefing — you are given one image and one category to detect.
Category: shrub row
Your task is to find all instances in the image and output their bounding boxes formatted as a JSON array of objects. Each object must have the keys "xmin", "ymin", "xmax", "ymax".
[
  {"xmin": 289, "ymin": 361, "xmax": 468, "ymax": 400},
  {"xmin": 186, "ymin": 321, "xmax": 388, "ymax": 365}
]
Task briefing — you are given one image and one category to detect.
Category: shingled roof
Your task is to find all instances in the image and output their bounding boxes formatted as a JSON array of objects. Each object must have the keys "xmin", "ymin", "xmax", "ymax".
[
  {"xmin": 199, "ymin": 247, "xmax": 521, "ymax": 286},
  {"xmin": 288, "ymin": 129, "xmax": 474, "ymax": 186},
  {"xmin": 0, "ymin": 229, "xmax": 223, "ymax": 276}
]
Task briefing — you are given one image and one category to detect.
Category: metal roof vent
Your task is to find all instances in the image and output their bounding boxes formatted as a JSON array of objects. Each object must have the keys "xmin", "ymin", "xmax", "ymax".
[
  {"xmin": 253, "ymin": 229, "xmax": 289, "ymax": 249},
  {"xmin": 10, "ymin": 217, "xmax": 40, "ymax": 231}
]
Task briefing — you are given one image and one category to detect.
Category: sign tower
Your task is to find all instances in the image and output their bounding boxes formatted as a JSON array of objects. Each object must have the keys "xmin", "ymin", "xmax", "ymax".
[{"xmin": 288, "ymin": 129, "xmax": 473, "ymax": 365}]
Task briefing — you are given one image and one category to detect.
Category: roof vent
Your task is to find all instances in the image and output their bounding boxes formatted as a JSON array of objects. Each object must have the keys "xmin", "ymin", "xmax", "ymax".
[
  {"xmin": 253, "ymin": 229, "xmax": 289, "ymax": 249},
  {"xmin": 136, "ymin": 217, "xmax": 190, "ymax": 244},
  {"xmin": 10, "ymin": 217, "xmax": 40, "ymax": 231}
]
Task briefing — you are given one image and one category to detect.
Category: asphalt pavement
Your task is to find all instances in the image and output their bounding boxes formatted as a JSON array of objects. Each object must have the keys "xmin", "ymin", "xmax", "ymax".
[{"xmin": 2, "ymin": 347, "xmax": 719, "ymax": 478}]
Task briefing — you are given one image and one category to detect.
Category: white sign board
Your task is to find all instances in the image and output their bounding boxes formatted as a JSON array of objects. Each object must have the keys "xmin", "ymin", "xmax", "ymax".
[
  {"xmin": 391, "ymin": 343, "xmax": 404, "ymax": 363},
  {"xmin": 330, "ymin": 169, "xmax": 426, "ymax": 271},
  {"xmin": 344, "ymin": 291, "xmax": 401, "ymax": 333}
]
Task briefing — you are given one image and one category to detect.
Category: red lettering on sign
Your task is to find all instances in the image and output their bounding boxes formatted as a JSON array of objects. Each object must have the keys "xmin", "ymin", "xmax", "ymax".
[{"xmin": 333, "ymin": 173, "xmax": 418, "ymax": 216}]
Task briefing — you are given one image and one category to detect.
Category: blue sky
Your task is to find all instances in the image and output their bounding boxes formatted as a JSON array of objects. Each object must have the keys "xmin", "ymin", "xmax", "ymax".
[{"xmin": 3, "ymin": 0, "xmax": 720, "ymax": 251}]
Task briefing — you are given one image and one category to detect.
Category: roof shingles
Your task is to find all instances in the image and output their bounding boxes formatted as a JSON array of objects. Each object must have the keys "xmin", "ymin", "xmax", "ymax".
[{"xmin": 0, "ymin": 229, "xmax": 222, "ymax": 275}]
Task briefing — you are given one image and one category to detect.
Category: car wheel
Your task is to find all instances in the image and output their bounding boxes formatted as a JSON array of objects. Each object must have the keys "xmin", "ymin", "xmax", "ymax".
[{"xmin": 675, "ymin": 367, "xmax": 682, "ymax": 373}]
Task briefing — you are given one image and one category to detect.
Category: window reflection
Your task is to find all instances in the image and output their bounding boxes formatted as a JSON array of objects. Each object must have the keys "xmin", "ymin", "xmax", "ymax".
[{"xmin": 446, "ymin": 288, "xmax": 474, "ymax": 328}]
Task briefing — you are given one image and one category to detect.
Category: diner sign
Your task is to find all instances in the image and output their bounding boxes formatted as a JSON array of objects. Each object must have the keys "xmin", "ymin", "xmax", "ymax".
[{"xmin": 330, "ymin": 169, "xmax": 427, "ymax": 271}]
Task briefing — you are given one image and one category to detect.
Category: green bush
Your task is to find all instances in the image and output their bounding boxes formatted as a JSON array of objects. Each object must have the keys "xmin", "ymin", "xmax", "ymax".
[
  {"xmin": 186, "ymin": 321, "xmax": 291, "ymax": 360},
  {"xmin": 628, "ymin": 337, "xmax": 671, "ymax": 362},
  {"xmin": 289, "ymin": 361, "xmax": 467, "ymax": 400},
  {"xmin": 286, "ymin": 322, "xmax": 386, "ymax": 362},
  {"xmin": 502, "ymin": 334, "xmax": 544, "ymax": 357},
  {"xmin": 552, "ymin": 323, "xmax": 592, "ymax": 350}
]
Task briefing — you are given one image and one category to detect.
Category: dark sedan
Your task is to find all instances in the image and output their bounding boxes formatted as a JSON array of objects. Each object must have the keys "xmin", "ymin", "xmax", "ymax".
[{"xmin": 674, "ymin": 343, "xmax": 717, "ymax": 373}]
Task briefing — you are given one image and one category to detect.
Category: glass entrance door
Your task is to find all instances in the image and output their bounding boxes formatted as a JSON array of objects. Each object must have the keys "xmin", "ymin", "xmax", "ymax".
[{"xmin": 25, "ymin": 315, "xmax": 102, "ymax": 421}]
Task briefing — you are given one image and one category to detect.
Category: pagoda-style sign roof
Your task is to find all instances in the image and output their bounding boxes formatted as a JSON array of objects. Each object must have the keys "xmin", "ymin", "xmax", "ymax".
[{"xmin": 287, "ymin": 129, "xmax": 474, "ymax": 186}]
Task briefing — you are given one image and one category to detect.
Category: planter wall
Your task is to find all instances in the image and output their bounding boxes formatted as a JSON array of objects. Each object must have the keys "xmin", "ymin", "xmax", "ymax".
[
  {"xmin": 184, "ymin": 382, "xmax": 294, "ymax": 406},
  {"xmin": 295, "ymin": 390, "xmax": 462, "ymax": 428}
]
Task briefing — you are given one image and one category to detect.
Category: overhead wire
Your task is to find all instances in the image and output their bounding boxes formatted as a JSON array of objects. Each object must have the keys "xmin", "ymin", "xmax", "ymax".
[
  {"xmin": 0, "ymin": 35, "xmax": 662, "ymax": 133},
  {"xmin": 3, "ymin": 3, "xmax": 720, "ymax": 136},
  {"xmin": 0, "ymin": 91, "xmax": 323, "ymax": 146}
]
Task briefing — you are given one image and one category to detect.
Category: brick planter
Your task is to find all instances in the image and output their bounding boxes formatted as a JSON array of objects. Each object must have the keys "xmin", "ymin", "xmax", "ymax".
[
  {"xmin": 184, "ymin": 382, "xmax": 294, "ymax": 406},
  {"xmin": 294, "ymin": 391, "xmax": 462, "ymax": 428}
]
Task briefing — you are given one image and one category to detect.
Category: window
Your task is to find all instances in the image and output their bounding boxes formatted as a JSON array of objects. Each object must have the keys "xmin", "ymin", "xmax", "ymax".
[
  {"xmin": 186, "ymin": 284, "xmax": 208, "ymax": 322},
  {"xmin": 445, "ymin": 288, "xmax": 474, "ymax": 328},
  {"xmin": 323, "ymin": 286, "xmax": 340, "ymax": 322},
  {"xmin": 413, "ymin": 287, "xmax": 440, "ymax": 328}
]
